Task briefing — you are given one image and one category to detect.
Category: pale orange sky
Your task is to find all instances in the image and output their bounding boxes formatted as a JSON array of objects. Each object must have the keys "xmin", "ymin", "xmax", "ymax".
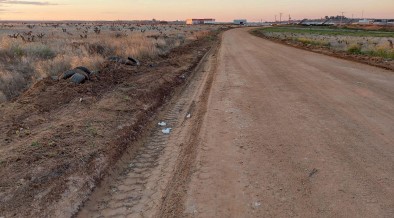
[{"xmin": 0, "ymin": 0, "xmax": 392, "ymax": 21}]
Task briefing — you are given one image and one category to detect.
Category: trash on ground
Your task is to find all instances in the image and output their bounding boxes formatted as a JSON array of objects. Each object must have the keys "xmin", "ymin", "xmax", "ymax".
[
  {"xmin": 162, "ymin": 128, "xmax": 172, "ymax": 134},
  {"xmin": 128, "ymin": 57, "xmax": 140, "ymax": 66},
  {"xmin": 309, "ymin": 168, "xmax": 319, "ymax": 177},
  {"xmin": 186, "ymin": 113, "xmax": 191, "ymax": 118},
  {"xmin": 158, "ymin": 122, "xmax": 167, "ymax": 126},
  {"xmin": 70, "ymin": 71, "xmax": 88, "ymax": 84},
  {"xmin": 253, "ymin": 202, "xmax": 261, "ymax": 208},
  {"xmin": 108, "ymin": 56, "xmax": 140, "ymax": 66},
  {"xmin": 59, "ymin": 67, "xmax": 92, "ymax": 84}
]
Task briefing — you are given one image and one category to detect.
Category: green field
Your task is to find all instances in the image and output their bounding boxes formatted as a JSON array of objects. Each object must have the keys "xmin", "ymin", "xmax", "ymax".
[{"xmin": 257, "ymin": 26, "xmax": 394, "ymax": 37}]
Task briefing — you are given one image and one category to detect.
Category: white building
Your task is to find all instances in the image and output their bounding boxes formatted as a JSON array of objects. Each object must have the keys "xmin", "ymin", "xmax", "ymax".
[
  {"xmin": 234, "ymin": 19, "xmax": 247, "ymax": 25},
  {"xmin": 358, "ymin": 19, "xmax": 373, "ymax": 24}
]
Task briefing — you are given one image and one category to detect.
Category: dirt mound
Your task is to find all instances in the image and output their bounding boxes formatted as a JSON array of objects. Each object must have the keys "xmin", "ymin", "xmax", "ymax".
[{"xmin": 0, "ymin": 30, "xmax": 221, "ymax": 217}]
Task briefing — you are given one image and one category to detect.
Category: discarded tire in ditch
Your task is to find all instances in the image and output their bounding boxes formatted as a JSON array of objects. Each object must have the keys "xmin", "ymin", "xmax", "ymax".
[
  {"xmin": 108, "ymin": 56, "xmax": 121, "ymax": 62},
  {"xmin": 128, "ymin": 57, "xmax": 140, "ymax": 66},
  {"xmin": 70, "ymin": 73, "xmax": 87, "ymax": 84},
  {"xmin": 108, "ymin": 56, "xmax": 140, "ymax": 66},
  {"xmin": 75, "ymin": 66, "xmax": 91, "ymax": 75},
  {"xmin": 59, "ymin": 67, "xmax": 92, "ymax": 84},
  {"xmin": 61, "ymin": 70, "xmax": 76, "ymax": 79}
]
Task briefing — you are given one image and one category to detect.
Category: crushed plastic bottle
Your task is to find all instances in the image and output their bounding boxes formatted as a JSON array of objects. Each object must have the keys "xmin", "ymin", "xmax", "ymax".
[
  {"xmin": 158, "ymin": 122, "xmax": 167, "ymax": 126},
  {"xmin": 162, "ymin": 128, "xmax": 172, "ymax": 134}
]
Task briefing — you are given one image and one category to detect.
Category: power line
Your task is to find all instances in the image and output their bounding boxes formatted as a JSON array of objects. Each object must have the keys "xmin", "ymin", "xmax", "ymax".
[
  {"xmin": 339, "ymin": 11, "xmax": 345, "ymax": 25},
  {"xmin": 279, "ymin": 12, "xmax": 283, "ymax": 24}
]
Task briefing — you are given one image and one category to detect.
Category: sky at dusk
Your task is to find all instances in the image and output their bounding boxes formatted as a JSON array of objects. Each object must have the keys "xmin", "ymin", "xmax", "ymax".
[{"xmin": 0, "ymin": 0, "xmax": 392, "ymax": 21}]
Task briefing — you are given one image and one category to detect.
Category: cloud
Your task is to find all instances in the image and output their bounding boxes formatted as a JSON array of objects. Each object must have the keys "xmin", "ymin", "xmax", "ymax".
[{"xmin": 0, "ymin": 0, "xmax": 57, "ymax": 5}]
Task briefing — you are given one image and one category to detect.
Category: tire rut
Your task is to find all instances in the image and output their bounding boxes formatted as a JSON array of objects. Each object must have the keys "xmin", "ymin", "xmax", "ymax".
[{"xmin": 77, "ymin": 46, "xmax": 216, "ymax": 218}]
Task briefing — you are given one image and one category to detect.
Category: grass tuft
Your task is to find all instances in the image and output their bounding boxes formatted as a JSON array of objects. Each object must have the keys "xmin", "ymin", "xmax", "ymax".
[
  {"xmin": 295, "ymin": 37, "xmax": 330, "ymax": 47},
  {"xmin": 347, "ymin": 44, "xmax": 363, "ymax": 54},
  {"xmin": 365, "ymin": 48, "xmax": 394, "ymax": 59}
]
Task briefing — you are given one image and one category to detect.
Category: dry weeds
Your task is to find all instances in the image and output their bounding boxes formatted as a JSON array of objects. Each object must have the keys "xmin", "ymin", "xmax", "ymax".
[{"xmin": 0, "ymin": 22, "xmax": 217, "ymax": 102}]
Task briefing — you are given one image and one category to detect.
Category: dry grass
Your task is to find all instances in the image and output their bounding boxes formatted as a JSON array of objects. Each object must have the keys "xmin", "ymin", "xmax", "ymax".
[
  {"xmin": 295, "ymin": 37, "xmax": 330, "ymax": 47},
  {"xmin": 258, "ymin": 27, "xmax": 394, "ymax": 60},
  {"xmin": 0, "ymin": 22, "xmax": 218, "ymax": 102}
]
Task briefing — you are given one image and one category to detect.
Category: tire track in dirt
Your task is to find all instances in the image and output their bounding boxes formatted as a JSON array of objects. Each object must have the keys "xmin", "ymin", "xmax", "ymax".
[
  {"xmin": 76, "ymin": 42, "xmax": 219, "ymax": 218},
  {"xmin": 183, "ymin": 28, "xmax": 394, "ymax": 218}
]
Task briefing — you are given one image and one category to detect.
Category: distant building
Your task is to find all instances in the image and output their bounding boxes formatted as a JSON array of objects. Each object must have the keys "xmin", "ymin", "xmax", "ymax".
[
  {"xmin": 297, "ymin": 17, "xmax": 394, "ymax": 26},
  {"xmin": 373, "ymin": 19, "xmax": 394, "ymax": 26},
  {"xmin": 299, "ymin": 19, "xmax": 326, "ymax": 26},
  {"xmin": 234, "ymin": 19, "xmax": 247, "ymax": 25},
  {"xmin": 186, "ymin": 19, "xmax": 216, "ymax": 25},
  {"xmin": 358, "ymin": 19, "xmax": 373, "ymax": 25}
]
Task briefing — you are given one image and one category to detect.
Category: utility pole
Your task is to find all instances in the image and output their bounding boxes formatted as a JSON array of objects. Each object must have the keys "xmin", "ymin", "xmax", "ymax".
[
  {"xmin": 275, "ymin": 15, "xmax": 277, "ymax": 23},
  {"xmin": 288, "ymin": 14, "xmax": 291, "ymax": 24},
  {"xmin": 362, "ymin": 10, "xmax": 364, "ymax": 19},
  {"xmin": 340, "ymin": 11, "xmax": 345, "ymax": 26},
  {"xmin": 280, "ymin": 12, "xmax": 283, "ymax": 24}
]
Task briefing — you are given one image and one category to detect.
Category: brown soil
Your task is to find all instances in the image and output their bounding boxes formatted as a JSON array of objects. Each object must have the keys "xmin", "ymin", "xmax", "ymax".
[
  {"xmin": 76, "ymin": 35, "xmax": 220, "ymax": 217},
  {"xmin": 3, "ymin": 27, "xmax": 393, "ymax": 218},
  {"xmin": 251, "ymin": 29, "xmax": 394, "ymax": 71},
  {"xmin": 183, "ymin": 28, "xmax": 394, "ymax": 217},
  {"xmin": 344, "ymin": 25, "xmax": 394, "ymax": 32},
  {"xmin": 0, "ymin": 30, "xmax": 221, "ymax": 217}
]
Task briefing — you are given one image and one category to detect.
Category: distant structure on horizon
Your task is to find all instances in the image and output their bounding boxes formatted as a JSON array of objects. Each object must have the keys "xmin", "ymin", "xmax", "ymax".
[
  {"xmin": 186, "ymin": 18, "xmax": 216, "ymax": 25},
  {"xmin": 234, "ymin": 19, "xmax": 247, "ymax": 25},
  {"xmin": 298, "ymin": 16, "xmax": 394, "ymax": 26}
]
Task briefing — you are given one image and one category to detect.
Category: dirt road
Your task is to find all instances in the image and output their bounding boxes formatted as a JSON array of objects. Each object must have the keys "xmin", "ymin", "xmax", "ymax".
[
  {"xmin": 75, "ymin": 28, "xmax": 394, "ymax": 217},
  {"xmin": 184, "ymin": 28, "xmax": 394, "ymax": 217}
]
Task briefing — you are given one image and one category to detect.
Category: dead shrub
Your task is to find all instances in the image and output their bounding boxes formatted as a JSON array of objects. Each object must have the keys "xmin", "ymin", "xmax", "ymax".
[
  {"xmin": 35, "ymin": 56, "xmax": 72, "ymax": 77},
  {"xmin": 0, "ymin": 70, "xmax": 28, "ymax": 99},
  {"xmin": 0, "ymin": 90, "xmax": 6, "ymax": 102},
  {"xmin": 26, "ymin": 44, "xmax": 56, "ymax": 60},
  {"xmin": 0, "ymin": 23, "xmax": 217, "ymax": 101},
  {"xmin": 87, "ymin": 43, "xmax": 114, "ymax": 56}
]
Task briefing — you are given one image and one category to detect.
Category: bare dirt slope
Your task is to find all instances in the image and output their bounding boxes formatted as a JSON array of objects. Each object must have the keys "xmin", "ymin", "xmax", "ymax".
[
  {"xmin": 184, "ymin": 28, "xmax": 394, "ymax": 217},
  {"xmin": 77, "ymin": 37, "xmax": 219, "ymax": 218},
  {"xmin": 0, "ymin": 31, "xmax": 220, "ymax": 217}
]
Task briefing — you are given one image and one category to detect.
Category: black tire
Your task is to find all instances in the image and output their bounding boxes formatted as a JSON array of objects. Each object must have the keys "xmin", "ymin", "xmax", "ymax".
[
  {"xmin": 70, "ymin": 73, "xmax": 86, "ymax": 84},
  {"xmin": 75, "ymin": 66, "xmax": 91, "ymax": 75},
  {"xmin": 127, "ymin": 57, "xmax": 140, "ymax": 66},
  {"xmin": 61, "ymin": 70, "xmax": 76, "ymax": 79},
  {"xmin": 74, "ymin": 69, "xmax": 90, "ymax": 80},
  {"xmin": 107, "ymin": 56, "xmax": 120, "ymax": 62},
  {"xmin": 124, "ymin": 60, "xmax": 133, "ymax": 65}
]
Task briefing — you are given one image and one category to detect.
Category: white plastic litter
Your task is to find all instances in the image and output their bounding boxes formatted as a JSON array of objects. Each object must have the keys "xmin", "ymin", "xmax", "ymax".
[
  {"xmin": 162, "ymin": 128, "xmax": 172, "ymax": 134},
  {"xmin": 186, "ymin": 113, "xmax": 191, "ymax": 118},
  {"xmin": 158, "ymin": 122, "xmax": 167, "ymax": 126},
  {"xmin": 253, "ymin": 202, "xmax": 261, "ymax": 208}
]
